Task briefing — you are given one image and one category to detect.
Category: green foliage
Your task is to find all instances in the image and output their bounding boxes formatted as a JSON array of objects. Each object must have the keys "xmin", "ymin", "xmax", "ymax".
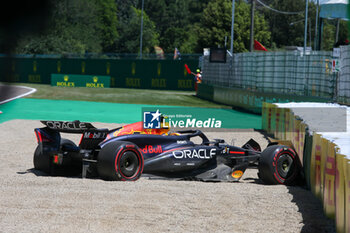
[
  {"xmin": 339, "ymin": 20, "xmax": 349, "ymax": 44},
  {"xmin": 198, "ymin": 0, "xmax": 270, "ymax": 53},
  {"xmin": 198, "ymin": 0, "xmax": 231, "ymax": 50},
  {"xmin": 95, "ymin": 0, "xmax": 119, "ymax": 52},
  {"xmin": 321, "ymin": 19, "xmax": 348, "ymax": 51},
  {"xmin": 137, "ymin": 0, "xmax": 167, "ymax": 41},
  {"xmin": 141, "ymin": 0, "xmax": 202, "ymax": 53},
  {"xmin": 116, "ymin": 7, "xmax": 159, "ymax": 53},
  {"xmin": 15, "ymin": 0, "xmax": 119, "ymax": 54},
  {"xmin": 160, "ymin": 25, "xmax": 200, "ymax": 53},
  {"xmin": 261, "ymin": 0, "xmax": 319, "ymax": 48},
  {"xmin": 322, "ymin": 22, "xmax": 335, "ymax": 51},
  {"xmin": 262, "ymin": 0, "xmax": 300, "ymax": 47},
  {"xmin": 16, "ymin": 0, "xmax": 103, "ymax": 54},
  {"xmin": 188, "ymin": 0, "xmax": 211, "ymax": 25},
  {"xmin": 11, "ymin": 0, "xmax": 349, "ymax": 54}
]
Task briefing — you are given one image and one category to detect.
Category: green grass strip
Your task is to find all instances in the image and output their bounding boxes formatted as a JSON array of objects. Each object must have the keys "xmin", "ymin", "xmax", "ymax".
[
  {"xmin": 0, "ymin": 98, "xmax": 261, "ymax": 129},
  {"xmin": 21, "ymin": 83, "xmax": 227, "ymax": 108}
]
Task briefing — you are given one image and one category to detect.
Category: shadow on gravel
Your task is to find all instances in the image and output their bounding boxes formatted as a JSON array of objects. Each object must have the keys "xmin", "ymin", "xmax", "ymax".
[
  {"xmin": 241, "ymin": 177, "xmax": 264, "ymax": 184},
  {"xmin": 241, "ymin": 173, "xmax": 337, "ymax": 232},
  {"xmin": 17, "ymin": 168, "xmax": 48, "ymax": 176},
  {"xmin": 18, "ymin": 168, "xmax": 82, "ymax": 179},
  {"xmin": 252, "ymin": 130, "xmax": 336, "ymax": 232},
  {"xmin": 287, "ymin": 186, "xmax": 336, "ymax": 233},
  {"xmin": 254, "ymin": 129, "xmax": 274, "ymax": 143}
]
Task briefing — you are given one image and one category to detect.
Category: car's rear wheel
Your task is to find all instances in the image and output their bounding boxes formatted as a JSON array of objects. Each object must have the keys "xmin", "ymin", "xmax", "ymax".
[
  {"xmin": 59, "ymin": 139, "xmax": 81, "ymax": 175},
  {"xmin": 33, "ymin": 145, "xmax": 51, "ymax": 173},
  {"xmin": 97, "ymin": 141, "xmax": 144, "ymax": 181},
  {"xmin": 34, "ymin": 138, "xmax": 80, "ymax": 175},
  {"xmin": 258, "ymin": 145, "xmax": 300, "ymax": 185}
]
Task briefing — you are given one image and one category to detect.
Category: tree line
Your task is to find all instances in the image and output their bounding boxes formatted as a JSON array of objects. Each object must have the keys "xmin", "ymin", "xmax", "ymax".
[{"xmin": 12, "ymin": 0, "xmax": 349, "ymax": 55}]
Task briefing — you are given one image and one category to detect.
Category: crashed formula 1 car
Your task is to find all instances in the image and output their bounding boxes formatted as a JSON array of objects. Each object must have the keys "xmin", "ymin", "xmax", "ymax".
[{"xmin": 33, "ymin": 120, "xmax": 301, "ymax": 185}]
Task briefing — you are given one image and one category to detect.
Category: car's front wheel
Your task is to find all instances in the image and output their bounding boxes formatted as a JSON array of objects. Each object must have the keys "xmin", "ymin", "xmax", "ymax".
[{"xmin": 258, "ymin": 145, "xmax": 301, "ymax": 185}]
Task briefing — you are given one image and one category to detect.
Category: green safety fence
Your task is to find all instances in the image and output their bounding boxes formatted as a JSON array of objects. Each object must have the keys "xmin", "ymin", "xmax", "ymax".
[
  {"xmin": 202, "ymin": 50, "xmax": 340, "ymax": 101},
  {"xmin": 51, "ymin": 74, "xmax": 110, "ymax": 88},
  {"xmin": 0, "ymin": 57, "xmax": 198, "ymax": 91},
  {"xmin": 338, "ymin": 46, "xmax": 350, "ymax": 104}
]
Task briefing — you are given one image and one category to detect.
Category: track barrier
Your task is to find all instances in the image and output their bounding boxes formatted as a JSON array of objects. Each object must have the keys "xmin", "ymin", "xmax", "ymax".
[
  {"xmin": 0, "ymin": 57, "xmax": 198, "ymax": 91},
  {"xmin": 263, "ymin": 102, "xmax": 349, "ymax": 232},
  {"xmin": 201, "ymin": 46, "xmax": 350, "ymax": 105},
  {"xmin": 197, "ymin": 83, "xmax": 329, "ymax": 114},
  {"xmin": 51, "ymin": 74, "xmax": 110, "ymax": 88}
]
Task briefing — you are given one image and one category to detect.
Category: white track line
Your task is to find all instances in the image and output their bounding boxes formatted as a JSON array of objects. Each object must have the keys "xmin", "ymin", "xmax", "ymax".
[{"xmin": 0, "ymin": 85, "xmax": 37, "ymax": 105}]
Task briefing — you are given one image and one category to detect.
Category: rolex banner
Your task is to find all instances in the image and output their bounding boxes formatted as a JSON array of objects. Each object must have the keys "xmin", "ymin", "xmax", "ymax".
[{"xmin": 51, "ymin": 74, "xmax": 110, "ymax": 88}]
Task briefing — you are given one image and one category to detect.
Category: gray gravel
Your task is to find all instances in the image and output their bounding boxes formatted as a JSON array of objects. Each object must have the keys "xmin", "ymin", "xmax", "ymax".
[{"xmin": 0, "ymin": 120, "xmax": 335, "ymax": 232}]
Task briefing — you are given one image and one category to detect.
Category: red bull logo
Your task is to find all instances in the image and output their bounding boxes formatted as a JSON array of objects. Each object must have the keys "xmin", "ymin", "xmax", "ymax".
[{"xmin": 141, "ymin": 145, "xmax": 163, "ymax": 154}]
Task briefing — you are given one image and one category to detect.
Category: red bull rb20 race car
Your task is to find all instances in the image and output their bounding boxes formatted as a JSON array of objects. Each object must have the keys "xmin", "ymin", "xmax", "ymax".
[{"xmin": 33, "ymin": 120, "xmax": 302, "ymax": 185}]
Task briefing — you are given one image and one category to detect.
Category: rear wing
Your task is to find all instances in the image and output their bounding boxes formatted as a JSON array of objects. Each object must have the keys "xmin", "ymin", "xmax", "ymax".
[
  {"xmin": 40, "ymin": 120, "xmax": 96, "ymax": 133},
  {"xmin": 37, "ymin": 120, "xmax": 109, "ymax": 149}
]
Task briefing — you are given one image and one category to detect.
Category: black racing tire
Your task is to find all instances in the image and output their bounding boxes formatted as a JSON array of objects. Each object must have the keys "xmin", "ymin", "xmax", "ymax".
[
  {"xmin": 59, "ymin": 138, "xmax": 81, "ymax": 175},
  {"xmin": 34, "ymin": 139, "xmax": 79, "ymax": 175},
  {"xmin": 97, "ymin": 141, "xmax": 144, "ymax": 181},
  {"xmin": 60, "ymin": 138, "xmax": 76, "ymax": 149},
  {"xmin": 33, "ymin": 145, "xmax": 51, "ymax": 173},
  {"xmin": 60, "ymin": 138, "xmax": 81, "ymax": 161},
  {"xmin": 258, "ymin": 145, "xmax": 300, "ymax": 185}
]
